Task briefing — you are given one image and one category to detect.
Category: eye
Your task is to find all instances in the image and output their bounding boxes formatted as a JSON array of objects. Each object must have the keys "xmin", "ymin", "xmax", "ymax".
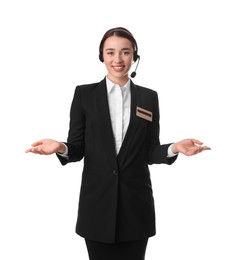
[
  {"xmin": 106, "ymin": 51, "xmax": 114, "ymax": 56},
  {"xmin": 123, "ymin": 51, "xmax": 130, "ymax": 55}
]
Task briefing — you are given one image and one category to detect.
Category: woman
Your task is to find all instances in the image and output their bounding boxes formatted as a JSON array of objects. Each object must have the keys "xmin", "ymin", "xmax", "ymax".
[{"xmin": 26, "ymin": 27, "xmax": 210, "ymax": 260}]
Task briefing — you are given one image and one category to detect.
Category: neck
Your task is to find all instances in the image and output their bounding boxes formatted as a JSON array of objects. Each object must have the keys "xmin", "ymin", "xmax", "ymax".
[{"xmin": 107, "ymin": 74, "xmax": 129, "ymax": 87}]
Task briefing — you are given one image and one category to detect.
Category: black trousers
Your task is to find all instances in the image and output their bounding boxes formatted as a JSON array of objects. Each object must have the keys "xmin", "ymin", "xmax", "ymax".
[{"xmin": 85, "ymin": 238, "xmax": 148, "ymax": 260}]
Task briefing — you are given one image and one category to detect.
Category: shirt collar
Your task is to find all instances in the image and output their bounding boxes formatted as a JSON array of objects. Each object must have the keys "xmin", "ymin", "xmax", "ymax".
[{"xmin": 106, "ymin": 77, "xmax": 131, "ymax": 94}]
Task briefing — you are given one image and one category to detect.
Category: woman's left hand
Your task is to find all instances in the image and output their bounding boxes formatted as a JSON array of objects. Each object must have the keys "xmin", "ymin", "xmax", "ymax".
[{"xmin": 172, "ymin": 139, "xmax": 211, "ymax": 156}]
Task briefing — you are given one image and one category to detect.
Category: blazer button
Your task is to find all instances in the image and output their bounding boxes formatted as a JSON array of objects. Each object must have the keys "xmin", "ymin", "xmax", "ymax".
[{"xmin": 112, "ymin": 170, "xmax": 118, "ymax": 176}]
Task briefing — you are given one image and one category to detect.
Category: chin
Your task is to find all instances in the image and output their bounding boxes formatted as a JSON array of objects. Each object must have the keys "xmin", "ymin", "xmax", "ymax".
[{"xmin": 113, "ymin": 70, "xmax": 129, "ymax": 78}]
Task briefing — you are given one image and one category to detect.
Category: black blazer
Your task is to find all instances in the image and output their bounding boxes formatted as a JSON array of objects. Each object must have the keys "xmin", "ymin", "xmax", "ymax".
[{"xmin": 57, "ymin": 78, "xmax": 178, "ymax": 243}]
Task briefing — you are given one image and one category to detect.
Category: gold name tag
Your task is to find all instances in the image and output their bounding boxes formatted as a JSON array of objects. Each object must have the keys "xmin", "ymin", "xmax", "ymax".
[{"xmin": 136, "ymin": 106, "xmax": 153, "ymax": 122}]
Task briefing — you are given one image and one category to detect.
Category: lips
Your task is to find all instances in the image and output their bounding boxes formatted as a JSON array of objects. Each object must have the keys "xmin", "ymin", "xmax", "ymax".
[{"xmin": 112, "ymin": 65, "xmax": 125, "ymax": 72}]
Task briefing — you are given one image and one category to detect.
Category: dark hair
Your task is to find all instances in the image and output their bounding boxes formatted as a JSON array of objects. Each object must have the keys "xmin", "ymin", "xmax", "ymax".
[{"xmin": 99, "ymin": 27, "xmax": 139, "ymax": 62}]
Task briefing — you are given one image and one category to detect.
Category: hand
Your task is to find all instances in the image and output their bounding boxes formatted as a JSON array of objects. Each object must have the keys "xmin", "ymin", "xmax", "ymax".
[
  {"xmin": 25, "ymin": 139, "xmax": 65, "ymax": 155},
  {"xmin": 172, "ymin": 138, "xmax": 211, "ymax": 156}
]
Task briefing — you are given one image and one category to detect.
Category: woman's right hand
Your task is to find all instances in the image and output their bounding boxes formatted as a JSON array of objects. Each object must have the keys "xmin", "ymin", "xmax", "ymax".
[{"xmin": 25, "ymin": 139, "xmax": 66, "ymax": 155}]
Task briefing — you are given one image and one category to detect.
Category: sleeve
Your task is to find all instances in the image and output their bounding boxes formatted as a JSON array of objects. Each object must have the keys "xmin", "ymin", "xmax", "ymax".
[
  {"xmin": 147, "ymin": 91, "xmax": 178, "ymax": 165},
  {"xmin": 57, "ymin": 143, "xmax": 69, "ymax": 157},
  {"xmin": 57, "ymin": 86, "xmax": 85, "ymax": 165}
]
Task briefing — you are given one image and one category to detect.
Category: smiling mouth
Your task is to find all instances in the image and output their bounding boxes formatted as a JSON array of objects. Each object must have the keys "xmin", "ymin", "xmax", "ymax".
[{"xmin": 112, "ymin": 65, "xmax": 125, "ymax": 72}]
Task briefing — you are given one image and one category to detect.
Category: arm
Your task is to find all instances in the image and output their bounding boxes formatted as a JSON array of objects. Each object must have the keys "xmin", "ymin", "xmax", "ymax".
[
  {"xmin": 147, "ymin": 92, "xmax": 210, "ymax": 164},
  {"xmin": 25, "ymin": 86, "xmax": 86, "ymax": 165},
  {"xmin": 62, "ymin": 85, "xmax": 85, "ymax": 163},
  {"xmin": 147, "ymin": 91, "xmax": 178, "ymax": 165}
]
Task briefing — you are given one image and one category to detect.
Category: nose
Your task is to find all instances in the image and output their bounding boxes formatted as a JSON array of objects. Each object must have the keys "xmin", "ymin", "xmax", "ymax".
[{"xmin": 115, "ymin": 52, "xmax": 123, "ymax": 63}]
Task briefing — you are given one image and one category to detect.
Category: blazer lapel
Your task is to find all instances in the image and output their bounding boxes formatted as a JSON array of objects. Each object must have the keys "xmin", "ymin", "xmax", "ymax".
[
  {"xmin": 95, "ymin": 79, "xmax": 118, "ymax": 164},
  {"xmin": 117, "ymin": 81, "xmax": 140, "ymax": 161}
]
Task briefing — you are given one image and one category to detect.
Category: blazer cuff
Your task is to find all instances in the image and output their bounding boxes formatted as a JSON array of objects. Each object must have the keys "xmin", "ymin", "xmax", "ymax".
[
  {"xmin": 56, "ymin": 142, "xmax": 69, "ymax": 165},
  {"xmin": 148, "ymin": 143, "xmax": 178, "ymax": 165},
  {"xmin": 167, "ymin": 143, "xmax": 178, "ymax": 158}
]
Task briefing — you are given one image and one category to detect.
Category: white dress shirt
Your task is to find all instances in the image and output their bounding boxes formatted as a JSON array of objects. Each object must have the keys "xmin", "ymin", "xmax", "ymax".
[{"xmin": 106, "ymin": 77, "xmax": 131, "ymax": 154}]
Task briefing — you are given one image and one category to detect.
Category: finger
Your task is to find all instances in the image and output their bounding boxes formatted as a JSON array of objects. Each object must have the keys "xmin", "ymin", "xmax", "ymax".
[
  {"xmin": 191, "ymin": 139, "xmax": 203, "ymax": 145},
  {"xmin": 25, "ymin": 148, "xmax": 38, "ymax": 153},
  {"xmin": 31, "ymin": 140, "xmax": 44, "ymax": 147},
  {"xmin": 194, "ymin": 146, "xmax": 211, "ymax": 155},
  {"xmin": 25, "ymin": 147, "xmax": 39, "ymax": 154},
  {"xmin": 202, "ymin": 146, "xmax": 211, "ymax": 151},
  {"xmin": 187, "ymin": 146, "xmax": 202, "ymax": 156},
  {"xmin": 197, "ymin": 146, "xmax": 204, "ymax": 152}
]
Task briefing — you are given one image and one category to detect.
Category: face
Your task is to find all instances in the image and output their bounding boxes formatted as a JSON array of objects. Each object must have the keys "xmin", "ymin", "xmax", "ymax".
[{"xmin": 102, "ymin": 35, "xmax": 134, "ymax": 86}]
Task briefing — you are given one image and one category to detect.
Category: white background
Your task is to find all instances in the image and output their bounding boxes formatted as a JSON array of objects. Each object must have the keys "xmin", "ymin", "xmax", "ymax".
[{"xmin": 1, "ymin": 0, "xmax": 238, "ymax": 259}]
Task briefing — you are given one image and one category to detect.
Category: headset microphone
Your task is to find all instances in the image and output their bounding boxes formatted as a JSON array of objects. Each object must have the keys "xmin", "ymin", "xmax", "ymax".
[{"xmin": 130, "ymin": 55, "xmax": 140, "ymax": 78}]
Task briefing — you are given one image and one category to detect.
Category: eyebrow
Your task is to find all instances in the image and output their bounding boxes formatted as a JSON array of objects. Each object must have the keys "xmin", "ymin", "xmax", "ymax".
[{"xmin": 105, "ymin": 48, "xmax": 132, "ymax": 51}]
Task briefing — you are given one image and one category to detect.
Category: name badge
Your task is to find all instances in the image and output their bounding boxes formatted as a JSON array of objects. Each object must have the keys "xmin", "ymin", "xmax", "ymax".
[{"xmin": 136, "ymin": 106, "xmax": 153, "ymax": 122}]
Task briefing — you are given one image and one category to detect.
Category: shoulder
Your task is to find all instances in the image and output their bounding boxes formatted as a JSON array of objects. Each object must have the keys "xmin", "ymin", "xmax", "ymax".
[
  {"xmin": 133, "ymin": 83, "xmax": 158, "ymax": 101},
  {"xmin": 133, "ymin": 81, "xmax": 157, "ymax": 94},
  {"xmin": 73, "ymin": 79, "xmax": 105, "ymax": 97},
  {"xmin": 75, "ymin": 82, "xmax": 100, "ymax": 93}
]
